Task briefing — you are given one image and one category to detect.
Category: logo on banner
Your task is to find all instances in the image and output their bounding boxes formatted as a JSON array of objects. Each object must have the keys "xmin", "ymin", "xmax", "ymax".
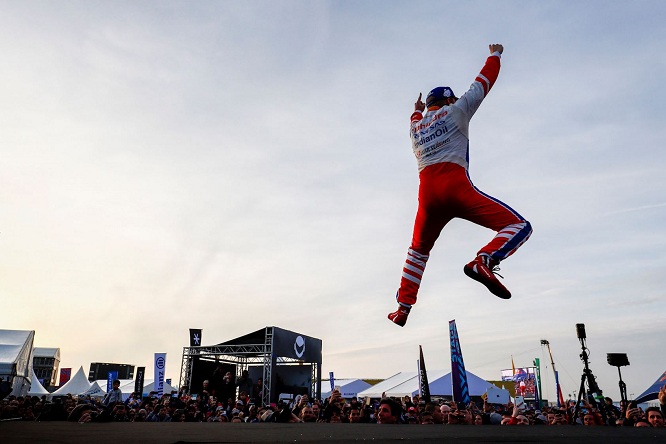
[
  {"xmin": 192, "ymin": 333, "xmax": 200, "ymax": 345},
  {"xmin": 294, "ymin": 335, "xmax": 306, "ymax": 358},
  {"xmin": 154, "ymin": 353, "xmax": 167, "ymax": 396}
]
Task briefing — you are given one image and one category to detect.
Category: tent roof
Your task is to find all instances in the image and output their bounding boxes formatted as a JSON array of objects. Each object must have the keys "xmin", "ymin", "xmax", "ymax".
[
  {"xmin": 33, "ymin": 347, "xmax": 60, "ymax": 359},
  {"xmin": 357, "ymin": 372, "xmax": 418, "ymax": 398},
  {"xmin": 93, "ymin": 379, "xmax": 178, "ymax": 395},
  {"xmin": 81, "ymin": 381, "xmax": 107, "ymax": 398},
  {"xmin": 425, "ymin": 370, "xmax": 495, "ymax": 397},
  {"xmin": 358, "ymin": 370, "xmax": 495, "ymax": 399},
  {"xmin": 0, "ymin": 330, "xmax": 34, "ymax": 369},
  {"xmin": 197, "ymin": 326, "xmax": 321, "ymax": 363},
  {"xmin": 387, "ymin": 369, "xmax": 450, "ymax": 397},
  {"xmin": 28, "ymin": 369, "xmax": 50, "ymax": 396},
  {"xmin": 635, "ymin": 370, "xmax": 666, "ymax": 403},
  {"xmin": 51, "ymin": 366, "xmax": 91, "ymax": 396},
  {"xmin": 321, "ymin": 379, "xmax": 372, "ymax": 398}
]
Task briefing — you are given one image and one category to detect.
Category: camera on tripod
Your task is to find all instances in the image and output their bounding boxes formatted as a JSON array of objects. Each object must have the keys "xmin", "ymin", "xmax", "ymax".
[{"xmin": 572, "ymin": 323, "xmax": 607, "ymax": 424}]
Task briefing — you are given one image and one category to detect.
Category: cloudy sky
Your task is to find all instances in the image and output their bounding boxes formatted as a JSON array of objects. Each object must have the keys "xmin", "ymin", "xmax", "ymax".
[{"xmin": 2, "ymin": 0, "xmax": 665, "ymax": 401}]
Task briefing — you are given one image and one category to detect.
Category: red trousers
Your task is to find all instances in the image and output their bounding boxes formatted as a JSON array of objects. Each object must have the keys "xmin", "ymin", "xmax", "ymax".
[{"xmin": 398, "ymin": 163, "xmax": 532, "ymax": 306}]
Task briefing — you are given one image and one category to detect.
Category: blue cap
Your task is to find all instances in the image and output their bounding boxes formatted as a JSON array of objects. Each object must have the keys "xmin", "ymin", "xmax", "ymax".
[{"xmin": 426, "ymin": 86, "xmax": 455, "ymax": 106}]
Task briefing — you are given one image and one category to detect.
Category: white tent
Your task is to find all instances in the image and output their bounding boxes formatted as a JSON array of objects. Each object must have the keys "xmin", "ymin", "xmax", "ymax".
[
  {"xmin": 386, "ymin": 369, "xmax": 450, "ymax": 397},
  {"xmin": 0, "ymin": 329, "xmax": 35, "ymax": 397},
  {"xmin": 321, "ymin": 378, "xmax": 372, "ymax": 399},
  {"xmin": 50, "ymin": 366, "xmax": 91, "ymax": 398},
  {"xmin": 94, "ymin": 379, "xmax": 178, "ymax": 400},
  {"xmin": 81, "ymin": 380, "xmax": 107, "ymax": 398},
  {"xmin": 368, "ymin": 369, "xmax": 496, "ymax": 398},
  {"xmin": 121, "ymin": 379, "xmax": 177, "ymax": 400},
  {"xmin": 357, "ymin": 372, "xmax": 418, "ymax": 399},
  {"xmin": 28, "ymin": 368, "xmax": 50, "ymax": 397}
]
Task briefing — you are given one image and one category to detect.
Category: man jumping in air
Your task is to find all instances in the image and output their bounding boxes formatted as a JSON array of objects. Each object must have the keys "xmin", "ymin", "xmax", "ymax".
[{"xmin": 388, "ymin": 44, "xmax": 533, "ymax": 327}]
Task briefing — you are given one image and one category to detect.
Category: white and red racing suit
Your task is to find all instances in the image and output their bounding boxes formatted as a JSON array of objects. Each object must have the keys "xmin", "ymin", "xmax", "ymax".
[{"xmin": 397, "ymin": 51, "xmax": 532, "ymax": 307}]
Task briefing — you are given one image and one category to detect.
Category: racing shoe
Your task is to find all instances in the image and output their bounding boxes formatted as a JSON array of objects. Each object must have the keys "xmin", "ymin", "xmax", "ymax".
[
  {"xmin": 388, "ymin": 304, "xmax": 411, "ymax": 327},
  {"xmin": 463, "ymin": 255, "xmax": 511, "ymax": 299}
]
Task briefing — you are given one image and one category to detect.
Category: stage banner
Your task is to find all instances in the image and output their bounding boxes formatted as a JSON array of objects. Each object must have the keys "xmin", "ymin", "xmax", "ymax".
[
  {"xmin": 134, "ymin": 367, "xmax": 145, "ymax": 397},
  {"xmin": 59, "ymin": 368, "xmax": 71, "ymax": 385},
  {"xmin": 154, "ymin": 353, "xmax": 167, "ymax": 396},
  {"xmin": 449, "ymin": 320, "xmax": 470, "ymax": 406},
  {"xmin": 189, "ymin": 329, "xmax": 202, "ymax": 346},
  {"xmin": 106, "ymin": 371, "xmax": 118, "ymax": 392},
  {"xmin": 329, "ymin": 372, "xmax": 335, "ymax": 392},
  {"xmin": 418, "ymin": 345, "xmax": 431, "ymax": 404},
  {"xmin": 272, "ymin": 327, "xmax": 322, "ymax": 364}
]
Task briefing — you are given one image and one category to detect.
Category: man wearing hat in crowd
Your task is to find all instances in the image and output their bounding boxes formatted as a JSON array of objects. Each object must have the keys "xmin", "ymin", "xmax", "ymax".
[{"xmin": 389, "ymin": 43, "xmax": 533, "ymax": 326}]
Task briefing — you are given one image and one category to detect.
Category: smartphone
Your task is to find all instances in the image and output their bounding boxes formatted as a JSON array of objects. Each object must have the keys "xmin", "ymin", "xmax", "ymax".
[
  {"xmin": 191, "ymin": 394, "xmax": 198, "ymax": 400},
  {"xmin": 514, "ymin": 396, "xmax": 525, "ymax": 412}
]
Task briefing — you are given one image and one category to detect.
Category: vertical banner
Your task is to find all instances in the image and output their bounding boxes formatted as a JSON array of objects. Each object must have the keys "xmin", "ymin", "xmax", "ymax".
[
  {"xmin": 534, "ymin": 358, "xmax": 542, "ymax": 409},
  {"xmin": 329, "ymin": 372, "xmax": 335, "ymax": 392},
  {"xmin": 106, "ymin": 371, "xmax": 118, "ymax": 392},
  {"xmin": 59, "ymin": 368, "xmax": 72, "ymax": 385},
  {"xmin": 418, "ymin": 345, "xmax": 431, "ymax": 404},
  {"xmin": 189, "ymin": 329, "xmax": 202, "ymax": 346},
  {"xmin": 134, "ymin": 367, "xmax": 145, "ymax": 398},
  {"xmin": 449, "ymin": 320, "xmax": 470, "ymax": 406},
  {"xmin": 154, "ymin": 353, "xmax": 167, "ymax": 396},
  {"xmin": 555, "ymin": 370, "xmax": 565, "ymax": 407}
]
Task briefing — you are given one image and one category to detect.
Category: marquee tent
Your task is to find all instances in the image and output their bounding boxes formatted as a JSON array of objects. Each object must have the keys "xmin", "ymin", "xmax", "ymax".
[
  {"xmin": 321, "ymin": 378, "xmax": 372, "ymax": 399},
  {"xmin": 117, "ymin": 379, "xmax": 178, "ymax": 400},
  {"xmin": 93, "ymin": 379, "xmax": 179, "ymax": 400},
  {"xmin": 0, "ymin": 329, "xmax": 35, "ymax": 397},
  {"xmin": 357, "ymin": 372, "xmax": 417, "ymax": 399},
  {"xmin": 358, "ymin": 370, "xmax": 495, "ymax": 399},
  {"xmin": 50, "ymin": 366, "xmax": 91, "ymax": 398},
  {"xmin": 387, "ymin": 369, "xmax": 449, "ymax": 397},
  {"xmin": 635, "ymin": 370, "xmax": 666, "ymax": 403},
  {"xmin": 28, "ymin": 369, "xmax": 50, "ymax": 397},
  {"xmin": 81, "ymin": 380, "xmax": 107, "ymax": 398}
]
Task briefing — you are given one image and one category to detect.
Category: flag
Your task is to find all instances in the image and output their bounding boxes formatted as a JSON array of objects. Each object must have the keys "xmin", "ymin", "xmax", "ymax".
[
  {"xmin": 189, "ymin": 329, "xmax": 202, "ymax": 347},
  {"xmin": 134, "ymin": 367, "xmax": 145, "ymax": 398},
  {"xmin": 418, "ymin": 345, "xmax": 431, "ymax": 404},
  {"xmin": 449, "ymin": 320, "xmax": 470, "ymax": 406},
  {"xmin": 154, "ymin": 353, "xmax": 167, "ymax": 396},
  {"xmin": 59, "ymin": 368, "xmax": 71, "ymax": 385},
  {"xmin": 555, "ymin": 370, "xmax": 565, "ymax": 407},
  {"xmin": 106, "ymin": 371, "xmax": 118, "ymax": 392}
]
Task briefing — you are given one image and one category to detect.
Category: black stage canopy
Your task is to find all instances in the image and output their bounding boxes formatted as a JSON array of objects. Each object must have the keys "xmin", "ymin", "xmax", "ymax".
[{"xmin": 179, "ymin": 326, "xmax": 322, "ymax": 406}]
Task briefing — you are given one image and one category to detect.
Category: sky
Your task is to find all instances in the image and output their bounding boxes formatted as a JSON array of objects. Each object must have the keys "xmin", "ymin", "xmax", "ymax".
[{"xmin": 2, "ymin": 0, "xmax": 665, "ymax": 403}]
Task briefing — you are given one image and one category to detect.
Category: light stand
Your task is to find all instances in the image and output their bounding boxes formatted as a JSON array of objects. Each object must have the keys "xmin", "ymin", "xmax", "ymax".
[
  {"xmin": 571, "ymin": 323, "xmax": 607, "ymax": 425},
  {"xmin": 607, "ymin": 353, "xmax": 629, "ymax": 404}
]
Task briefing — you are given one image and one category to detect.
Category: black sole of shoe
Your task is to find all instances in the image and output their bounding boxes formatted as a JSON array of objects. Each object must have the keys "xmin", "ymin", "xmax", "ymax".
[{"xmin": 463, "ymin": 266, "xmax": 512, "ymax": 299}]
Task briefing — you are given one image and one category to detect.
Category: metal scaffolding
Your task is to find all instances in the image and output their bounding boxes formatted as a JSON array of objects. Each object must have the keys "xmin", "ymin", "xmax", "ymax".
[{"xmin": 179, "ymin": 326, "xmax": 321, "ymax": 407}]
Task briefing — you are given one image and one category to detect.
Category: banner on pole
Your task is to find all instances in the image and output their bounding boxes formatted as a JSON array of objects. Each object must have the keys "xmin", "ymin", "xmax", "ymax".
[
  {"xmin": 59, "ymin": 368, "xmax": 71, "ymax": 385},
  {"xmin": 134, "ymin": 367, "xmax": 145, "ymax": 397},
  {"xmin": 418, "ymin": 345, "xmax": 431, "ymax": 404},
  {"xmin": 106, "ymin": 371, "xmax": 118, "ymax": 392},
  {"xmin": 189, "ymin": 329, "xmax": 202, "ymax": 347},
  {"xmin": 449, "ymin": 320, "xmax": 470, "ymax": 406},
  {"xmin": 329, "ymin": 372, "xmax": 335, "ymax": 392},
  {"xmin": 154, "ymin": 353, "xmax": 167, "ymax": 396}
]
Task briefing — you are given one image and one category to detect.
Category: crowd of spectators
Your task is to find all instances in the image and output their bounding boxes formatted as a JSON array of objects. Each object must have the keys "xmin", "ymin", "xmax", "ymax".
[{"xmin": 1, "ymin": 374, "xmax": 665, "ymax": 429}]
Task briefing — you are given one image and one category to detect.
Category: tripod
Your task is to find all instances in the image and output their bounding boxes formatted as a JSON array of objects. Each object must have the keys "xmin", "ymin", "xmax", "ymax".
[{"xmin": 571, "ymin": 325, "xmax": 607, "ymax": 425}]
